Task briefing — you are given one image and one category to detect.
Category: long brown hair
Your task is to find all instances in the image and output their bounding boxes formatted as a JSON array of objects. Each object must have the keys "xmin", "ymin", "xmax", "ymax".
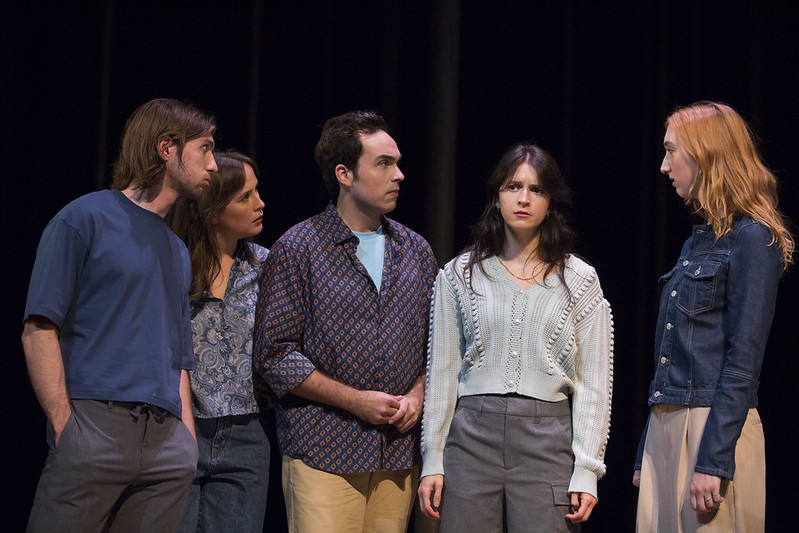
[
  {"xmin": 111, "ymin": 98, "xmax": 216, "ymax": 192},
  {"xmin": 167, "ymin": 151, "xmax": 261, "ymax": 300},
  {"xmin": 668, "ymin": 101, "xmax": 794, "ymax": 268}
]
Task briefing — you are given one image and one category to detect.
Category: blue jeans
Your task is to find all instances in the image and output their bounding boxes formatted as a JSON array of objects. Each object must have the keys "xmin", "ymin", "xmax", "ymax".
[{"xmin": 179, "ymin": 413, "xmax": 270, "ymax": 533}]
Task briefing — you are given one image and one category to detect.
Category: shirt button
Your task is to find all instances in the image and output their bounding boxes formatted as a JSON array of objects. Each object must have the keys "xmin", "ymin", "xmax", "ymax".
[
  {"xmin": 511, "ymin": 351, "xmax": 519, "ymax": 358},
  {"xmin": 682, "ymin": 260, "xmax": 690, "ymax": 266},
  {"xmin": 660, "ymin": 356, "xmax": 667, "ymax": 364},
  {"xmin": 670, "ymin": 290, "xmax": 677, "ymax": 297},
  {"xmin": 508, "ymin": 380, "xmax": 516, "ymax": 388},
  {"xmin": 654, "ymin": 391, "xmax": 662, "ymax": 397},
  {"xmin": 666, "ymin": 322, "xmax": 673, "ymax": 330},
  {"xmin": 513, "ymin": 318, "xmax": 521, "ymax": 325}
]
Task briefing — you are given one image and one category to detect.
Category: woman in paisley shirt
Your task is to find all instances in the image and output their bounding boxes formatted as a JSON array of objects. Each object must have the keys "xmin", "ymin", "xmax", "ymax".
[
  {"xmin": 168, "ymin": 151, "xmax": 270, "ymax": 533},
  {"xmin": 634, "ymin": 102, "xmax": 794, "ymax": 532}
]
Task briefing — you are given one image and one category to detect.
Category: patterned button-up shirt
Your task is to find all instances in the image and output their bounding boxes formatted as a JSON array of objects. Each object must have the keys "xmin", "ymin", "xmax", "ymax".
[
  {"xmin": 190, "ymin": 243, "xmax": 268, "ymax": 418},
  {"xmin": 254, "ymin": 203, "xmax": 438, "ymax": 474}
]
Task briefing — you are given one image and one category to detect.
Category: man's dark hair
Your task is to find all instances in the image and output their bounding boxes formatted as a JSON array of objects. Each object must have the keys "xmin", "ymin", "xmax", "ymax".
[{"xmin": 314, "ymin": 111, "xmax": 390, "ymax": 202}]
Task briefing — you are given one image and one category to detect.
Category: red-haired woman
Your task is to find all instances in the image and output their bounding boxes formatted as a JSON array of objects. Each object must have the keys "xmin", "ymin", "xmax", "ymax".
[{"xmin": 635, "ymin": 102, "xmax": 794, "ymax": 532}]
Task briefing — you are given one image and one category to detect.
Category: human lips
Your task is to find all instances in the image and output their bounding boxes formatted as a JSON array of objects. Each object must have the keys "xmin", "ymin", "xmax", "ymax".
[{"xmin": 513, "ymin": 210, "xmax": 531, "ymax": 217}]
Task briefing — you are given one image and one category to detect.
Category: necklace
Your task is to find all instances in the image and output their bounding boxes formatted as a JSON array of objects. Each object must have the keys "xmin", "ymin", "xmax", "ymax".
[{"xmin": 497, "ymin": 258, "xmax": 542, "ymax": 282}]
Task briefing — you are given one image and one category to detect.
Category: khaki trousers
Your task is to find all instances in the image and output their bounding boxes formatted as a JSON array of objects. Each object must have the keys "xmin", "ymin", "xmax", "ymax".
[
  {"xmin": 282, "ymin": 455, "xmax": 416, "ymax": 533},
  {"xmin": 637, "ymin": 405, "xmax": 765, "ymax": 533}
]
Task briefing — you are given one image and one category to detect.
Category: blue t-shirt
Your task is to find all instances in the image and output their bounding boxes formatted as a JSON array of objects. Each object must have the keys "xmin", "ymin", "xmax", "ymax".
[
  {"xmin": 352, "ymin": 226, "xmax": 386, "ymax": 293},
  {"xmin": 24, "ymin": 190, "xmax": 194, "ymax": 417}
]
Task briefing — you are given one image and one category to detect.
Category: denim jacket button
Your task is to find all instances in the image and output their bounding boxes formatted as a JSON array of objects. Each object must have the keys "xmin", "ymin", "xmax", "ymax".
[
  {"xmin": 682, "ymin": 260, "xmax": 690, "ymax": 266},
  {"xmin": 666, "ymin": 322, "xmax": 673, "ymax": 330},
  {"xmin": 660, "ymin": 356, "xmax": 667, "ymax": 364},
  {"xmin": 654, "ymin": 391, "xmax": 662, "ymax": 397},
  {"xmin": 670, "ymin": 290, "xmax": 677, "ymax": 297}
]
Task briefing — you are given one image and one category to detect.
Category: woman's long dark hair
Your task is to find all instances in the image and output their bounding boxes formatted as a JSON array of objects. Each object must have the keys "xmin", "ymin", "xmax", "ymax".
[
  {"xmin": 465, "ymin": 143, "xmax": 575, "ymax": 291},
  {"xmin": 167, "ymin": 150, "xmax": 261, "ymax": 300}
]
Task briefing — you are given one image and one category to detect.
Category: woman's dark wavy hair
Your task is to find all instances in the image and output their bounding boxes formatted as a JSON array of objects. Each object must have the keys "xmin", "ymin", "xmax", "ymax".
[
  {"xmin": 167, "ymin": 150, "xmax": 261, "ymax": 300},
  {"xmin": 465, "ymin": 143, "xmax": 575, "ymax": 293}
]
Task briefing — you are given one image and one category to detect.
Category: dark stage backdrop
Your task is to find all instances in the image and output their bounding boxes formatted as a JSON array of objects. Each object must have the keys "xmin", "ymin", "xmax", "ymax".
[{"xmin": 3, "ymin": 1, "xmax": 797, "ymax": 531}]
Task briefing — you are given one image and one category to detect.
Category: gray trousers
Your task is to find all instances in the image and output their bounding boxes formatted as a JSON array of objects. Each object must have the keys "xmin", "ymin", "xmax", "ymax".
[
  {"xmin": 27, "ymin": 399, "xmax": 198, "ymax": 533},
  {"xmin": 440, "ymin": 395, "xmax": 579, "ymax": 533}
]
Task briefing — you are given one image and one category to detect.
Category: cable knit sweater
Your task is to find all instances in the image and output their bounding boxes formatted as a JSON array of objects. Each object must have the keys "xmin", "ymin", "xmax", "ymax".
[{"xmin": 420, "ymin": 253, "xmax": 614, "ymax": 498}]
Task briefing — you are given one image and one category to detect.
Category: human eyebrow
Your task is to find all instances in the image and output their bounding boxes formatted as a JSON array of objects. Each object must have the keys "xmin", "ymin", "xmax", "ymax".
[
  {"xmin": 241, "ymin": 181, "xmax": 259, "ymax": 196},
  {"xmin": 375, "ymin": 154, "xmax": 400, "ymax": 164}
]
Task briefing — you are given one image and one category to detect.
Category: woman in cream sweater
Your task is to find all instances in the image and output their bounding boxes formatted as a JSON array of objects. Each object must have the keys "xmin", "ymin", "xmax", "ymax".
[{"xmin": 418, "ymin": 144, "xmax": 613, "ymax": 532}]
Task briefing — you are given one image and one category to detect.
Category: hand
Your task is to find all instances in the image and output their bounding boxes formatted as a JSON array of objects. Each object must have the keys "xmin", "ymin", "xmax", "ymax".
[
  {"xmin": 350, "ymin": 390, "xmax": 402, "ymax": 425},
  {"xmin": 690, "ymin": 472, "xmax": 724, "ymax": 514},
  {"xmin": 52, "ymin": 403, "xmax": 72, "ymax": 446},
  {"xmin": 388, "ymin": 394, "xmax": 421, "ymax": 433},
  {"xmin": 565, "ymin": 492, "xmax": 596, "ymax": 523},
  {"xmin": 632, "ymin": 469, "xmax": 641, "ymax": 488},
  {"xmin": 418, "ymin": 474, "xmax": 444, "ymax": 520}
]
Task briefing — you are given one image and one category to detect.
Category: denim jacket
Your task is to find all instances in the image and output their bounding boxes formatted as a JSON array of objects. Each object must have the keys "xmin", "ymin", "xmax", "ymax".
[{"xmin": 635, "ymin": 217, "xmax": 783, "ymax": 480}]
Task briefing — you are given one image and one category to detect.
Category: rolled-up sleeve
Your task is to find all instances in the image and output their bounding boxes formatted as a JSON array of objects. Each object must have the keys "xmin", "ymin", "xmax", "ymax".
[{"xmin": 253, "ymin": 239, "xmax": 316, "ymax": 398}]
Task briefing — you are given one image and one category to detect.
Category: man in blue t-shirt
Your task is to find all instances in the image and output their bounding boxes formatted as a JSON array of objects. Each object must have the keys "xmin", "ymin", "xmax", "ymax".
[{"xmin": 22, "ymin": 98, "xmax": 218, "ymax": 532}]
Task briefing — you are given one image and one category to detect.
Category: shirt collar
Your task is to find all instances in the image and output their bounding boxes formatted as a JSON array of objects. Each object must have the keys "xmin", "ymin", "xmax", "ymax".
[{"xmin": 321, "ymin": 202, "xmax": 400, "ymax": 246}]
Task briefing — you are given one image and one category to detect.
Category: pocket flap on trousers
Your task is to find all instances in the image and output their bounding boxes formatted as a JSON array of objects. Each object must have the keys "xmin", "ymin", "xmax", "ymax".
[{"xmin": 550, "ymin": 483, "xmax": 571, "ymax": 506}]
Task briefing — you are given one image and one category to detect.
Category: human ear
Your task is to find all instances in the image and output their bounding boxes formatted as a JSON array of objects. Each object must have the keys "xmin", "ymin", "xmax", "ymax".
[
  {"xmin": 158, "ymin": 136, "xmax": 174, "ymax": 161},
  {"xmin": 336, "ymin": 164, "xmax": 353, "ymax": 188}
]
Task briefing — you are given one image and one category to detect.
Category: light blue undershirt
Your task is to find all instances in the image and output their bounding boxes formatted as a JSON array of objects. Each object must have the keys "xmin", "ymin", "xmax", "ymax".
[{"xmin": 353, "ymin": 227, "xmax": 386, "ymax": 293}]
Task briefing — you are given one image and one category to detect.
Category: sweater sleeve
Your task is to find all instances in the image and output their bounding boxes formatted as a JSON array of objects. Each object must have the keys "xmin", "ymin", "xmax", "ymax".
[
  {"xmin": 568, "ymin": 273, "xmax": 614, "ymax": 499},
  {"xmin": 420, "ymin": 266, "xmax": 465, "ymax": 478}
]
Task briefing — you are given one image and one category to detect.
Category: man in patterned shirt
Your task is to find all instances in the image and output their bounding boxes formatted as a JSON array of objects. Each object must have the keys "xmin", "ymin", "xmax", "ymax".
[{"xmin": 254, "ymin": 111, "xmax": 438, "ymax": 533}]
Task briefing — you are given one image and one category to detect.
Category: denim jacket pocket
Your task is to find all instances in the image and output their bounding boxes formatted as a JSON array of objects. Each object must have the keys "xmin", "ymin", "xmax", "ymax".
[{"xmin": 676, "ymin": 261, "xmax": 722, "ymax": 315}]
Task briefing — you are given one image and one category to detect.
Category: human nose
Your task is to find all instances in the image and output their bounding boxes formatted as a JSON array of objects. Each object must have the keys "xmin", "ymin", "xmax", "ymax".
[
  {"xmin": 208, "ymin": 154, "xmax": 219, "ymax": 173},
  {"xmin": 660, "ymin": 155, "xmax": 670, "ymax": 174},
  {"xmin": 518, "ymin": 189, "xmax": 530, "ymax": 205},
  {"xmin": 254, "ymin": 190, "xmax": 265, "ymax": 210},
  {"xmin": 394, "ymin": 167, "xmax": 404, "ymax": 182}
]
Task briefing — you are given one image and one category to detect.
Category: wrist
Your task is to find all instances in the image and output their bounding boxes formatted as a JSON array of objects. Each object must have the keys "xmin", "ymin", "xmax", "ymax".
[{"xmin": 341, "ymin": 387, "xmax": 362, "ymax": 414}]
